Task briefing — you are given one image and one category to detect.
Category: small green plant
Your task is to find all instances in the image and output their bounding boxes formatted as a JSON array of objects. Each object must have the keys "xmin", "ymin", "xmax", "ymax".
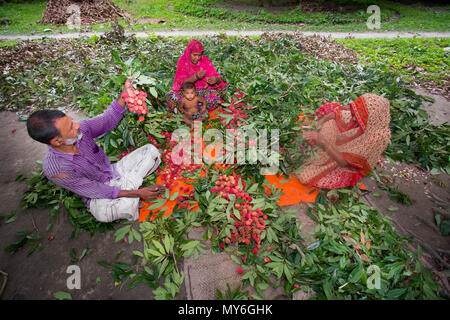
[
  {"xmin": 378, "ymin": 184, "xmax": 412, "ymax": 205},
  {"xmin": 4, "ymin": 230, "xmax": 43, "ymax": 256},
  {"xmin": 69, "ymin": 248, "xmax": 93, "ymax": 264},
  {"xmin": 217, "ymin": 283, "xmax": 249, "ymax": 300}
]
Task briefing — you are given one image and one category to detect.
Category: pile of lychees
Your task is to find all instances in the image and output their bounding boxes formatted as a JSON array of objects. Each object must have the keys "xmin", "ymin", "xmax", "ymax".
[
  {"xmin": 219, "ymin": 89, "xmax": 252, "ymax": 129},
  {"xmin": 211, "ymin": 173, "xmax": 267, "ymax": 252},
  {"xmin": 157, "ymin": 131, "xmax": 202, "ymax": 190}
]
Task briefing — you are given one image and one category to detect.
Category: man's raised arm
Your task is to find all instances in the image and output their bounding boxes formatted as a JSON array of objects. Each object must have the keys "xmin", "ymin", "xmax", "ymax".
[{"xmin": 80, "ymin": 79, "xmax": 135, "ymax": 139}]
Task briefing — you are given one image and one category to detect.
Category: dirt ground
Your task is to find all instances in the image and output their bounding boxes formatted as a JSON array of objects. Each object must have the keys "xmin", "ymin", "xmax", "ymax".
[
  {"xmin": 0, "ymin": 88, "xmax": 448, "ymax": 299},
  {"xmin": 0, "ymin": 109, "xmax": 185, "ymax": 300}
]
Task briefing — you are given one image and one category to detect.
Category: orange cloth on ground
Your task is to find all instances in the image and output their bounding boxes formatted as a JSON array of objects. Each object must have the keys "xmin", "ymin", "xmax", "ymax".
[{"xmin": 264, "ymin": 174, "xmax": 318, "ymax": 206}]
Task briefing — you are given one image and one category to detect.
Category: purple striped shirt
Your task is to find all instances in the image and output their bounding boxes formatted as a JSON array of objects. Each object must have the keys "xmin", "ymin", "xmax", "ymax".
[{"xmin": 43, "ymin": 100, "xmax": 126, "ymax": 207}]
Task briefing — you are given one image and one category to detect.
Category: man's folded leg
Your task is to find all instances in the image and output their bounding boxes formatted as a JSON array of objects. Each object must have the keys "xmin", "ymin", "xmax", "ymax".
[
  {"xmin": 89, "ymin": 196, "xmax": 139, "ymax": 223},
  {"xmin": 115, "ymin": 144, "xmax": 161, "ymax": 186},
  {"xmin": 89, "ymin": 144, "xmax": 162, "ymax": 223}
]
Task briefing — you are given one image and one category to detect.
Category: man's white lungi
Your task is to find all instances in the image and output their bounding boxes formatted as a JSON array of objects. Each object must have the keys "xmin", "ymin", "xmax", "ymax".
[{"xmin": 89, "ymin": 144, "xmax": 161, "ymax": 222}]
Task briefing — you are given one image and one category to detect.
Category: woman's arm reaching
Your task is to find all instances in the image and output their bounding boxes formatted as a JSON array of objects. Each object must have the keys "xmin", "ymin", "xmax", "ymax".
[
  {"xmin": 303, "ymin": 131, "xmax": 348, "ymax": 167},
  {"xmin": 317, "ymin": 112, "xmax": 335, "ymax": 129},
  {"xmin": 321, "ymin": 141, "xmax": 349, "ymax": 168}
]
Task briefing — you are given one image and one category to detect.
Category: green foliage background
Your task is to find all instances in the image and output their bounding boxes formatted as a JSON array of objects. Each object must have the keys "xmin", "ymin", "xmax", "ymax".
[{"xmin": 3, "ymin": 35, "xmax": 447, "ymax": 299}]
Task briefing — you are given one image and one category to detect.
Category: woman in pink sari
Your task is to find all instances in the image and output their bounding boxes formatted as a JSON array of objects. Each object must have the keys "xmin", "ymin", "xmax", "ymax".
[{"xmin": 166, "ymin": 40, "xmax": 227, "ymax": 112}]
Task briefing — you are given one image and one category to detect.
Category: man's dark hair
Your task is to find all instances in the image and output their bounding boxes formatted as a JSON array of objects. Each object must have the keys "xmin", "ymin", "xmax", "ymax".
[
  {"xmin": 26, "ymin": 110, "xmax": 66, "ymax": 145},
  {"xmin": 182, "ymin": 81, "xmax": 195, "ymax": 91}
]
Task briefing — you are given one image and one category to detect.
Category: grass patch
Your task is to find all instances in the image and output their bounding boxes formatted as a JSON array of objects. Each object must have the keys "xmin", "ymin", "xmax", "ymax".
[
  {"xmin": 339, "ymin": 37, "xmax": 450, "ymax": 91},
  {"xmin": 0, "ymin": 39, "xmax": 21, "ymax": 47},
  {"xmin": 0, "ymin": 0, "xmax": 448, "ymax": 34},
  {"xmin": 0, "ymin": 1, "xmax": 63, "ymax": 34},
  {"xmin": 172, "ymin": 0, "xmax": 390, "ymax": 25},
  {"xmin": 172, "ymin": 0, "xmax": 450, "ymax": 32}
]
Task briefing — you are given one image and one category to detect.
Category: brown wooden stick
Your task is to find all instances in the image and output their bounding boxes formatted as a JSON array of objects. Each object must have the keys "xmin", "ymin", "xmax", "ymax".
[
  {"xmin": 432, "ymin": 207, "xmax": 450, "ymax": 219},
  {"xmin": 30, "ymin": 213, "xmax": 39, "ymax": 233},
  {"xmin": 419, "ymin": 241, "xmax": 450, "ymax": 270},
  {"xmin": 415, "ymin": 216, "xmax": 440, "ymax": 233}
]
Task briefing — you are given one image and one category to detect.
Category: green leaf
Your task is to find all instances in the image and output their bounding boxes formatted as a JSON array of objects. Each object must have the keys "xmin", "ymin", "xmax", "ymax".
[
  {"xmin": 170, "ymin": 191, "xmax": 179, "ymax": 202},
  {"xmin": 146, "ymin": 199, "xmax": 167, "ymax": 210},
  {"xmin": 440, "ymin": 220, "xmax": 450, "ymax": 236},
  {"xmin": 15, "ymin": 174, "xmax": 27, "ymax": 182},
  {"xmin": 306, "ymin": 241, "xmax": 320, "ymax": 251},
  {"xmin": 78, "ymin": 248, "xmax": 91, "ymax": 261},
  {"xmin": 97, "ymin": 261, "xmax": 111, "ymax": 269},
  {"xmin": 147, "ymin": 248, "xmax": 162, "ymax": 257},
  {"xmin": 230, "ymin": 255, "xmax": 241, "ymax": 265},
  {"xmin": 53, "ymin": 291, "xmax": 72, "ymax": 300},
  {"xmin": 349, "ymin": 265, "xmax": 362, "ymax": 283},
  {"xmin": 180, "ymin": 240, "xmax": 199, "ymax": 252},
  {"xmin": 163, "ymin": 235, "xmax": 172, "ymax": 254},
  {"xmin": 5, "ymin": 215, "xmax": 17, "ymax": 224},
  {"xmin": 133, "ymin": 250, "xmax": 144, "ymax": 257},
  {"xmin": 152, "ymin": 240, "xmax": 166, "ymax": 254},
  {"xmin": 430, "ymin": 168, "xmax": 441, "ymax": 175},
  {"xmin": 247, "ymin": 183, "xmax": 258, "ymax": 193},
  {"xmin": 434, "ymin": 214, "xmax": 441, "ymax": 227},
  {"xmin": 283, "ymin": 264, "xmax": 293, "ymax": 283},
  {"xmin": 132, "ymin": 229, "xmax": 142, "ymax": 242},
  {"xmin": 322, "ymin": 281, "xmax": 334, "ymax": 300},
  {"xmin": 150, "ymin": 87, "xmax": 158, "ymax": 98},
  {"xmin": 127, "ymin": 274, "xmax": 145, "ymax": 290},
  {"xmin": 386, "ymin": 288, "xmax": 406, "ymax": 299}
]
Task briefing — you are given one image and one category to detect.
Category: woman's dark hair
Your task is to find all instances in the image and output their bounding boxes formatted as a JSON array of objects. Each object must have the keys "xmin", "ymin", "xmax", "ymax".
[
  {"xmin": 26, "ymin": 110, "xmax": 66, "ymax": 145},
  {"xmin": 182, "ymin": 81, "xmax": 195, "ymax": 91}
]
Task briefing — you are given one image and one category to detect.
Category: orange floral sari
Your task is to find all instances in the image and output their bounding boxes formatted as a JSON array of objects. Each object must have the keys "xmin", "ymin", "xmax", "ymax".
[{"xmin": 297, "ymin": 93, "xmax": 391, "ymax": 189}]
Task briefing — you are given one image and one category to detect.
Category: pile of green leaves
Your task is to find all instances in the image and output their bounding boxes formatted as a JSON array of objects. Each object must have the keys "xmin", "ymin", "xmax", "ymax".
[
  {"xmin": 299, "ymin": 189, "xmax": 441, "ymax": 299},
  {"xmin": 131, "ymin": 210, "xmax": 206, "ymax": 299},
  {"xmin": 133, "ymin": 166, "xmax": 445, "ymax": 299},
  {"xmin": 2, "ymin": 36, "xmax": 448, "ymax": 174},
  {"xmin": 5, "ymin": 35, "xmax": 448, "ymax": 299}
]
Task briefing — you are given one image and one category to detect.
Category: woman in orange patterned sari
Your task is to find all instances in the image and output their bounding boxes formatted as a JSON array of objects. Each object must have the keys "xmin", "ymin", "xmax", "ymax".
[{"xmin": 295, "ymin": 93, "xmax": 391, "ymax": 189}]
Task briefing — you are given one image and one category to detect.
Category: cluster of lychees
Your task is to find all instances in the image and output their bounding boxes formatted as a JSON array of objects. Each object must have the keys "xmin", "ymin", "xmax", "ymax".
[
  {"xmin": 312, "ymin": 101, "xmax": 342, "ymax": 119},
  {"xmin": 147, "ymin": 135, "xmax": 161, "ymax": 149},
  {"xmin": 223, "ymin": 128, "xmax": 257, "ymax": 156},
  {"xmin": 157, "ymin": 132, "xmax": 202, "ymax": 190},
  {"xmin": 122, "ymin": 90, "xmax": 149, "ymax": 122},
  {"xmin": 174, "ymin": 189, "xmax": 195, "ymax": 210},
  {"xmin": 117, "ymin": 146, "xmax": 134, "ymax": 159},
  {"xmin": 211, "ymin": 174, "xmax": 267, "ymax": 252},
  {"xmin": 219, "ymin": 89, "xmax": 252, "ymax": 129}
]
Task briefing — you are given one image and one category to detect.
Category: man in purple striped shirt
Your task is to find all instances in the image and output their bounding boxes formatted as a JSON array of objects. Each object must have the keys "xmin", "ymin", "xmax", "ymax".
[{"xmin": 26, "ymin": 80, "xmax": 166, "ymax": 222}]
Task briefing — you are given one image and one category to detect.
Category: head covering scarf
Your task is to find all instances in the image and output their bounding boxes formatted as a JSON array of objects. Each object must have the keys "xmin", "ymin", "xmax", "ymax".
[
  {"xmin": 172, "ymin": 39, "xmax": 227, "ymax": 91},
  {"xmin": 297, "ymin": 93, "xmax": 391, "ymax": 189}
]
